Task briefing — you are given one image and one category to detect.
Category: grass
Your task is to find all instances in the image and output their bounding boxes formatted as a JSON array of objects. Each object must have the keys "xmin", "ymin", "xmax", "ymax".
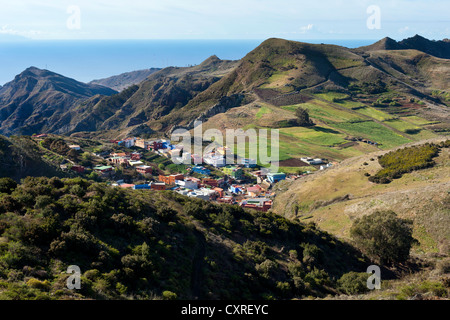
[
  {"xmin": 332, "ymin": 121, "xmax": 412, "ymax": 149},
  {"xmin": 255, "ymin": 105, "xmax": 272, "ymax": 119},
  {"xmin": 279, "ymin": 126, "xmax": 347, "ymax": 147},
  {"xmin": 399, "ymin": 116, "xmax": 439, "ymax": 126},
  {"xmin": 355, "ymin": 107, "xmax": 394, "ymax": 121},
  {"xmin": 383, "ymin": 119, "xmax": 437, "ymax": 140},
  {"xmin": 281, "ymin": 101, "xmax": 366, "ymax": 123}
]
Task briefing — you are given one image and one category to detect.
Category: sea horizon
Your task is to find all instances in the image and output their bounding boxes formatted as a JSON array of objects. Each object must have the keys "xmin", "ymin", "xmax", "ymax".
[{"xmin": 0, "ymin": 39, "xmax": 377, "ymax": 86}]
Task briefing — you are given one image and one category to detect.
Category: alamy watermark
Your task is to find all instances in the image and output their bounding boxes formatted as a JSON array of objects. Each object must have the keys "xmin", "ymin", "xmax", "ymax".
[
  {"xmin": 367, "ymin": 5, "xmax": 381, "ymax": 30},
  {"xmin": 67, "ymin": 5, "xmax": 81, "ymax": 30},
  {"xmin": 367, "ymin": 265, "xmax": 381, "ymax": 290},
  {"xmin": 66, "ymin": 265, "xmax": 81, "ymax": 290}
]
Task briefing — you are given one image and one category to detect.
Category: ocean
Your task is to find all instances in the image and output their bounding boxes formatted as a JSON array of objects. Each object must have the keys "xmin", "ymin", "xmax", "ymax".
[{"xmin": 0, "ymin": 39, "xmax": 375, "ymax": 86}]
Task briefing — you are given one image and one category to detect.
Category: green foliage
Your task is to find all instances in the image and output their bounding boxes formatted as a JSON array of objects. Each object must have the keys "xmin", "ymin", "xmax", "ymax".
[
  {"xmin": 0, "ymin": 177, "xmax": 366, "ymax": 300},
  {"xmin": 350, "ymin": 210, "xmax": 416, "ymax": 265},
  {"xmin": 369, "ymin": 142, "xmax": 441, "ymax": 183},
  {"xmin": 337, "ymin": 272, "xmax": 369, "ymax": 295},
  {"xmin": 295, "ymin": 107, "xmax": 315, "ymax": 127},
  {"xmin": 0, "ymin": 178, "xmax": 17, "ymax": 194}
]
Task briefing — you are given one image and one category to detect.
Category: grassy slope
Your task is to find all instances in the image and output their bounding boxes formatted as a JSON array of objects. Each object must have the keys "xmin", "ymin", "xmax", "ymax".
[{"xmin": 272, "ymin": 139, "xmax": 450, "ymax": 256}]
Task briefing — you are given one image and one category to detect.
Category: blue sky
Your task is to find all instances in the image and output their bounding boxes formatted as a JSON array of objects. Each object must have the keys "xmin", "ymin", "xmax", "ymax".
[{"xmin": 0, "ymin": 0, "xmax": 449, "ymax": 41}]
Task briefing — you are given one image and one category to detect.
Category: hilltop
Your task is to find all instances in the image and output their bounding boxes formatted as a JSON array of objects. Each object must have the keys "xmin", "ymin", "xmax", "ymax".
[
  {"xmin": 0, "ymin": 67, "xmax": 117, "ymax": 136},
  {"xmin": 89, "ymin": 68, "xmax": 162, "ymax": 92}
]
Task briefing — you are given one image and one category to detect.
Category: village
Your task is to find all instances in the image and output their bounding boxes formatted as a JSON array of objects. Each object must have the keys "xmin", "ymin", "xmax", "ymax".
[{"xmin": 38, "ymin": 134, "xmax": 333, "ymax": 213}]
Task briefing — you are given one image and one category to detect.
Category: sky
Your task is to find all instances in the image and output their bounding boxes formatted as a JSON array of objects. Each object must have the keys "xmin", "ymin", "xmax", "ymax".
[{"xmin": 0, "ymin": 0, "xmax": 449, "ymax": 41}]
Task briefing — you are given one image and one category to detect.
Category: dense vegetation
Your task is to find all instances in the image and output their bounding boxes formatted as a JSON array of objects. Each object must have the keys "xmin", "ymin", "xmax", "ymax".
[
  {"xmin": 369, "ymin": 141, "xmax": 449, "ymax": 184},
  {"xmin": 350, "ymin": 210, "xmax": 416, "ymax": 265},
  {"xmin": 0, "ymin": 177, "xmax": 369, "ymax": 300}
]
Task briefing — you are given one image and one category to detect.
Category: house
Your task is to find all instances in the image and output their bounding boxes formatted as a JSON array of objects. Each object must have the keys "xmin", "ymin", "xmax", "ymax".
[
  {"xmin": 71, "ymin": 165, "xmax": 85, "ymax": 173},
  {"xmin": 148, "ymin": 140, "xmax": 163, "ymax": 151},
  {"xmin": 251, "ymin": 170, "xmax": 268, "ymax": 184},
  {"xmin": 93, "ymin": 166, "xmax": 113, "ymax": 173},
  {"xmin": 267, "ymin": 172, "xmax": 286, "ymax": 184},
  {"xmin": 159, "ymin": 174, "xmax": 184, "ymax": 185},
  {"xmin": 120, "ymin": 184, "xmax": 135, "ymax": 189},
  {"xmin": 136, "ymin": 165, "xmax": 152, "ymax": 175},
  {"xmin": 135, "ymin": 138, "xmax": 149, "ymax": 149},
  {"xmin": 238, "ymin": 158, "xmax": 257, "ymax": 168},
  {"xmin": 109, "ymin": 157, "xmax": 130, "ymax": 166},
  {"xmin": 240, "ymin": 198, "xmax": 273, "ymax": 212},
  {"xmin": 130, "ymin": 152, "xmax": 142, "ymax": 160},
  {"xmin": 176, "ymin": 178, "xmax": 198, "ymax": 190},
  {"xmin": 217, "ymin": 196, "xmax": 235, "ymax": 204},
  {"xmin": 129, "ymin": 160, "xmax": 144, "ymax": 167},
  {"xmin": 69, "ymin": 145, "xmax": 81, "ymax": 151},
  {"xmin": 247, "ymin": 185, "xmax": 263, "ymax": 197},
  {"xmin": 301, "ymin": 157, "xmax": 323, "ymax": 165},
  {"xmin": 213, "ymin": 187, "xmax": 224, "ymax": 198},
  {"xmin": 133, "ymin": 184, "xmax": 152, "ymax": 190},
  {"xmin": 151, "ymin": 182, "xmax": 166, "ymax": 190},
  {"xmin": 191, "ymin": 166, "xmax": 210, "ymax": 175},
  {"xmin": 229, "ymin": 185, "xmax": 244, "ymax": 194},
  {"xmin": 118, "ymin": 138, "xmax": 136, "ymax": 148},
  {"xmin": 204, "ymin": 154, "xmax": 225, "ymax": 167},
  {"xmin": 202, "ymin": 178, "xmax": 218, "ymax": 188},
  {"xmin": 222, "ymin": 165, "xmax": 244, "ymax": 180},
  {"xmin": 320, "ymin": 163, "xmax": 333, "ymax": 170},
  {"xmin": 187, "ymin": 188, "xmax": 216, "ymax": 201}
]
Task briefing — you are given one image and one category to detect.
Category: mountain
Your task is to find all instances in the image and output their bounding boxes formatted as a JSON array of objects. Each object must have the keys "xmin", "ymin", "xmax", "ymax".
[
  {"xmin": 50, "ymin": 55, "xmax": 239, "ymax": 136},
  {"xmin": 0, "ymin": 36, "xmax": 449, "ymax": 144},
  {"xmin": 357, "ymin": 34, "xmax": 450, "ymax": 59},
  {"xmin": 89, "ymin": 68, "xmax": 162, "ymax": 91},
  {"xmin": 0, "ymin": 67, "xmax": 117, "ymax": 136}
]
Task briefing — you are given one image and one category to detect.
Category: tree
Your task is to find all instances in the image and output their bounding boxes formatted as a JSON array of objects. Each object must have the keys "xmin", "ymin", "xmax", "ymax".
[
  {"xmin": 0, "ymin": 177, "xmax": 17, "ymax": 194},
  {"xmin": 350, "ymin": 210, "xmax": 416, "ymax": 265},
  {"xmin": 295, "ymin": 107, "xmax": 314, "ymax": 127}
]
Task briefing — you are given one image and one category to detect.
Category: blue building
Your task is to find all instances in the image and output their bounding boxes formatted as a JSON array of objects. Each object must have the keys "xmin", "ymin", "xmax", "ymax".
[
  {"xmin": 191, "ymin": 166, "xmax": 211, "ymax": 175},
  {"xmin": 133, "ymin": 184, "xmax": 151, "ymax": 190},
  {"xmin": 267, "ymin": 172, "xmax": 286, "ymax": 184}
]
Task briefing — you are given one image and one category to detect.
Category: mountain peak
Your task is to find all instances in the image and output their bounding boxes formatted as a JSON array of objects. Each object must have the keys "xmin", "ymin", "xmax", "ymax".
[{"xmin": 200, "ymin": 55, "xmax": 222, "ymax": 66}]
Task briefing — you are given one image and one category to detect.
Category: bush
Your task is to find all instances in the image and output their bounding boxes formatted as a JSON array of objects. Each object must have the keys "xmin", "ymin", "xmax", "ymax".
[
  {"xmin": 350, "ymin": 210, "xmax": 416, "ymax": 265},
  {"xmin": 162, "ymin": 290, "xmax": 177, "ymax": 300},
  {"xmin": 338, "ymin": 272, "xmax": 369, "ymax": 295},
  {"xmin": 0, "ymin": 178, "xmax": 17, "ymax": 194},
  {"xmin": 26, "ymin": 278, "xmax": 51, "ymax": 291}
]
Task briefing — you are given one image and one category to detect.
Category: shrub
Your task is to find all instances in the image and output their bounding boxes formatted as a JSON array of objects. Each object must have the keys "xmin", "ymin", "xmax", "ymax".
[
  {"xmin": 338, "ymin": 272, "xmax": 369, "ymax": 295},
  {"xmin": 350, "ymin": 210, "xmax": 416, "ymax": 265},
  {"xmin": 26, "ymin": 278, "xmax": 51, "ymax": 291},
  {"xmin": 162, "ymin": 290, "xmax": 177, "ymax": 300},
  {"xmin": 0, "ymin": 178, "xmax": 17, "ymax": 194}
]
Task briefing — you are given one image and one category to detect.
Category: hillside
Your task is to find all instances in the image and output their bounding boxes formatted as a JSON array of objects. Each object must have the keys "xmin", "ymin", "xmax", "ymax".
[
  {"xmin": 0, "ymin": 176, "xmax": 369, "ymax": 300},
  {"xmin": 89, "ymin": 68, "xmax": 162, "ymax": 91},
  {"xmin": 272, "ymin": 139, "xmax": 450, "ymax": 256},
  {"xmin": 0, "ymin": 67, "xmax": 117, "ymax": 136},
  {"xmin": 0, "ymin": 135, "xmax": 67, "ymax": 181},
  {"xmin": 50, "ymin": 56, "xmax": 239, "ymax": 137}
]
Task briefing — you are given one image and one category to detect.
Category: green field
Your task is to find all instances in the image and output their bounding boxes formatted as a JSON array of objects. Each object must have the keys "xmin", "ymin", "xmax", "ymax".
[
  {"xmin": 333, "ymin": 121, "xmax": 413, "ymax": 149},
  {"xmin": 400, "ymin": 116, "xmax": 439, "ymax": 126},
  {"xmin": 356, "ymin": 107, "xmax": 394, "ymax": 121},
  {"xmin": 281, "ymin": 100, "xmax": 365, "ymax": 123}
]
